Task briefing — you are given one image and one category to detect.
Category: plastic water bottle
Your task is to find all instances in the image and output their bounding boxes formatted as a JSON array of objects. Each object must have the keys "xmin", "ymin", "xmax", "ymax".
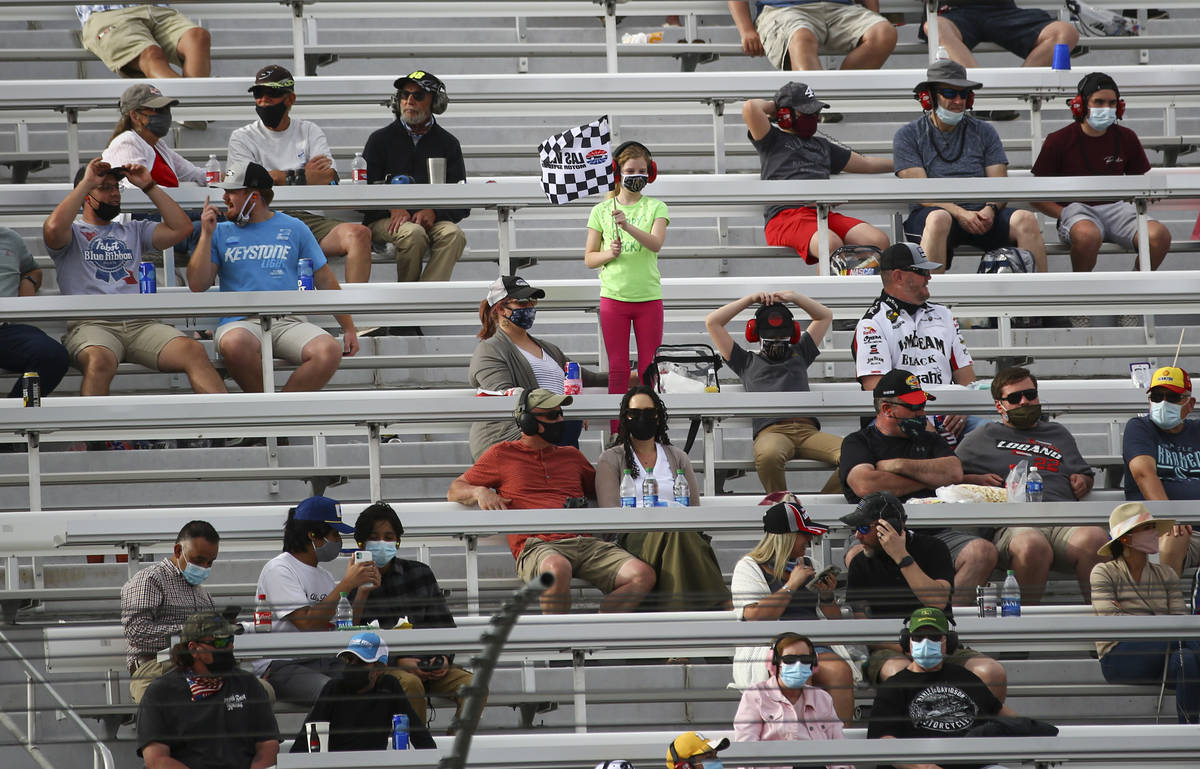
[
  {"xmin": 1025, "ymin": 466, "xmax": 1044, "ymax": 502},
  {"xmin": 673, "ymin": 469, "xmax": 690, "ymax": 506},
  {"xmin": 205, "ymin": 154, "xmax": 221, "ymax": 184},
  {"xmin": 563, "ymin": 361, "xmax": 582, "ymax": 395},
  {"xmin": 351, "ymin": 152, "xmax": 367, "ymax": 183},
  {"xmin": 335, "ymin": 591, "xmax": 353, "ymax": 629},
  {"xmin": 1001, "ymin": 570, "xmax": 1021, "ymax": 617},
  {"xmin": 254, "ymin": 593, "xmax": 271, "ymax": 633},
  {"xmin": 641, "ymin": 475, "xmax": 658, "ymax": 508},
  {"xmin": 619, "ymin": 469, "xmax": 638, "ymax": 508}
]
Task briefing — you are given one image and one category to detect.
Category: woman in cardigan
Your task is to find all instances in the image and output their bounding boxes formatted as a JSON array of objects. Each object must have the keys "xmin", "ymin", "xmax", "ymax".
[
  {"xmin": 596, "ymin": 386, "xmax": 730, "ymax": 612},
  {"xmin": 467, "ymin": 275, "xmax": 605, "ymax": 460}
]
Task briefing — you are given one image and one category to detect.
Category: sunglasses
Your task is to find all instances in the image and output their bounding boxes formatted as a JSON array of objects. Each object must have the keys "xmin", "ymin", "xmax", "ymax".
[
  {"xmin": 911, "ymin": 631, "xmax": 945, "ymax": 643},
  {"xmin": 625, "ymin": 408, "xmax": 657, "ymax": 419},
  {"xmin": 535, "ymin": 409, "xmax": 563, "ymax": 421},
  {"xmin": 1000, "ymin": 388, "xmax": 1039, "ymax": 405},
  {"xmin": 779, "ymin": 654, "xmax": 816, "ymax": 666},
  {"xmin": 1150, "ymin": 389, "xmax": 1187, "ymax": 404},
  {"xmin": 399, "ymin": 89, "xmax": 429, "ymax": 101},
  {"xmin": 252, "ymin": 88, "xmax": 291, "ymax": 99},
  {"xmin": 855, "ymin": 524, "xmax": 873, "ymax": 535},
  {"xmin": 937, "ymin": 88, "xmax": 973, "ymax": 101},
  {"xmin": 883, "ymin": 400, "xmax": 924, "ymax": 412},
  {"xmin": 900, "ymin": 266, "xmax": 931, "ymax": 277}
]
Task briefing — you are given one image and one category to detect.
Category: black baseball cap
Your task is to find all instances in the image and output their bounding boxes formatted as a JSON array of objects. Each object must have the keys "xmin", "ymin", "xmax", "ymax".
[
  {"xmin": 873, "ymin": 368, "xmax": 935, "ymax": 406},
  {"xmin": 774, "ymin": 82, "xmax": 828, "ymax": 115},
  {"xmin": 249, "ymin": 64, "xmax": 295, "ymax": 94},
  {"xmin": 486, "ymin": 275, "xmax": 545, "ymax": 307},
  {"xmin": 754, "ymin": 304, "xmax": 795, "ymax": 340},
  {"xmin": 762, "ymin": 500, "xmax": 829, "ymax": 536},
  {"xmin": 394, "ymin": 69, "xmax": 444, "ymax": 94},
  {"xmin": 879, "ymin": 243, "xmax": 940, "ymax": 272},
  {"xmin": 840, "ymin": 490, "xmax": 907, "ymax": 529}
]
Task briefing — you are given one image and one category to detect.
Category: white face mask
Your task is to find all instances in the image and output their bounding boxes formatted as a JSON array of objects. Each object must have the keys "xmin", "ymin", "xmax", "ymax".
[
  {"xmin": 935, "ymin": 105, "xmax": 964, "ymax": 126},
  {"xmin": 1149, "ymin": 400, "xmax": 1184, "ymax": 430},
  {"xmin": 1086, "ymin": 106, "xmax": 1118, "ymax": 132}
]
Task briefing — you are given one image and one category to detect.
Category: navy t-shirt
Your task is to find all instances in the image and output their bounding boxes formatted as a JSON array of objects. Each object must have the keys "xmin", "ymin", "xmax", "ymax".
[{"xmin": 1122, "ymin": 416, "xmax": 1200, "ymax": 500}]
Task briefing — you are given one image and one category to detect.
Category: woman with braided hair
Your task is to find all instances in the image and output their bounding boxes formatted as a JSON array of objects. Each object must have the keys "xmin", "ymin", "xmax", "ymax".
[{"xmin": 596, "ymin": 386, "xmax": 730, "ymax": 612}]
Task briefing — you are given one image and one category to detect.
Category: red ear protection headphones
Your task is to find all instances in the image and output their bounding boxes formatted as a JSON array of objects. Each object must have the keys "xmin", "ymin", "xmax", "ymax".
[
  {"xmin": 914, "ymin": 85, "xmax": 974, "ymax": 112},
  {"xmin": 765, "ymin": 631, "xmax": 820, "ymax": 677},
  {"xmin": 1067, "ymin": 72, "xmax": 1125, "ymax": 122},
  {"xmin": 611, "ymin": 140, "xmax": 657, "ymax": 183},
  {"xmin": 775, "ymin": 105, "xmax": 796, "ymax": 130},
  {"xmin": 746, "ymin": 306, "xmax": 801, "ymax": 345}
]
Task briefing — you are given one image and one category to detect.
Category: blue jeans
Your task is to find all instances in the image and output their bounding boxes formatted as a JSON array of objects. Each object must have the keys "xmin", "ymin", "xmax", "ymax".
[
  {"xmin": 1099, "ymin": 639, "xmax": 1200, "ymax": 724},
  {"xmin": 0, "ymin": 323, "xmax": 69, "ymax": 397}
]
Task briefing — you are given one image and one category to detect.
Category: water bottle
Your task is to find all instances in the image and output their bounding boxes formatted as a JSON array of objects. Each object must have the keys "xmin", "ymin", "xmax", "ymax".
[
  {"xmin": 1025, "ymin": 466, "xmax": 1044, "ymax": 502},
  {"xmin": 254, "ymin": 593, "xmax": 272, "ymax": 633},
  {"xmin": 641, "ymin": 475, "xmax": 658, "ymax": 508},
  {"xmin": 335, "ymin": 591, "xmax": 353, "ymax": 629},
  {"xmin": 1001, "ymin": 570, "xmax": 1021, "ymax": 617},
  {"xmin": 936, "ymin": 45, "xmax": 950, "ymax": 61},
  {"xmin": 673, "ymin": 469, "xmax": 690, "ymax": 506},
  {"xmin": 563, "ymin": 361, "xmax": 582, "ymax": 395},
  {"xmin": 205, "ymin": 154, "xmax": 221, "ymax": 184},
  {"xmin": 351, "ymin": 151, "xmax": 367, "ymax": 183},
  {"xmin": 619, "ymin": 469, "xmax": 638, "ymax": 508}
]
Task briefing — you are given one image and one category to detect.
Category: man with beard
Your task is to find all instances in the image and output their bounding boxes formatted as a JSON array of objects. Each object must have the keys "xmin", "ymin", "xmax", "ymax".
[
  {"xmin": 136, "ymin": 613, "xmax": 278, "ymax": 769},
  {"xmin": 43, "ymin": 157, "xmax": 225, "ymax": 396},
  {"xmin": 706, "ymin": 290, "xmax": 842, "ymax": 493},
  {"xmin": 188, "ymin": 161, "xmax": 358, "ymax": 393},
  {"xmin": 448, "ymin": 388, "xmax": 655, "ymax": 614},
  {"xmin": 956, "ymin": 366, "xmax": 1108, "ymax": 603}
]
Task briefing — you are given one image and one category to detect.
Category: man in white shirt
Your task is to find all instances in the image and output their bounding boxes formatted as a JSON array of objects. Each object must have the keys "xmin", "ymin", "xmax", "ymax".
[{"xmin": 227, "ymin": 65, "xmax": 373, "ymax": 283}]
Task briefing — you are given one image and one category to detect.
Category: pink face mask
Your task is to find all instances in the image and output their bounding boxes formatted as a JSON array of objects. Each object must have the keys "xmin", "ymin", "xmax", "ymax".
[{"xmin": 1127, "ymin": 527, "xmax": 1160, "ymax": 554}]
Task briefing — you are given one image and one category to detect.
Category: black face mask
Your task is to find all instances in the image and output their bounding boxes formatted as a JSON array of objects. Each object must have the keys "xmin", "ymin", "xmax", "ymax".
[
  {"xmin": 627, "ymin": 414, "xmax": 658, "ymax": 441},
  {"xmin": 207, "ymin": 648, "xmax": 236, "ymax": 674},
  {"xmin": 538, "ymin": 419, "xmax": 566, "ymax": 444},
  {"xmin": 256, "ymin": 101, "xmax": 289, "ymax": 129},
  {"xmin": 341, "ymin": 666, "xmax": 371, "ymax": 691},
  {"xmin": 144, "ymin": 112, "xmax": 172, "ymax": 137},
  {"xmin": 761, "ymin": 340, "xmax": 790, "ymax": 363},
  {"xmin": 898, "ymin": 416, "xmax": 927, "ymax": 439},
  {"xmin": 89, "ymin": 195, "xmax": 120, "ymax": 222}
]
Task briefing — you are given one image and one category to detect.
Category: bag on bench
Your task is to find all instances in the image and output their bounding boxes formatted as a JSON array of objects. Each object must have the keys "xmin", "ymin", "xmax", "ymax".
[
  {"xmin": 978, "ymin": 246, "xmax": 1036, "ymax": 274},
  {"xmin": 643, "ymin": 343, "xmax": 722, "ymax": 452}
]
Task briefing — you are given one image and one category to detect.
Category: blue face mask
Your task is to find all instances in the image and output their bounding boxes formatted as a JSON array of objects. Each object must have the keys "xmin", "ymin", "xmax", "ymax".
[
  {"xmin": 1086, "ymin": 106, "xmax": 1117, "ymax": 132},
  {"xmin": 911, "ymin": 637, "xmax": 944, "ymax": 669},
  {"xmin": 934, "ymin": 105, "xmax": 964, "ymax": 126},
  {"xmin": 1150, "ymin": 400, "xmax": 1184, "ymax": 430},
  {"xmin": 700, "ymin": 762, "xmax": 724, "ymax": 769},
  {"xmin": 181, "ymin": 561, "xmax": 211, "ymax": 586},
  {"xmin": 365, "ymin": 540, "xmax": 397, "ymax": 567},
  {"xmin": 506, "ymin": 306, "xmax": 536, "ymax": 330},
  {"xmin": 778, "ymin": 661, "xmax": 813, "ymax": 689}
]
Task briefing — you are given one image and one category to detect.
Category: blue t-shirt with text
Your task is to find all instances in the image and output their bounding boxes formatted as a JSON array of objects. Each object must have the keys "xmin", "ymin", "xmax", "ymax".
[
  {"xmin": 210, "ymin": 212, "xmax": 326, "ymax": 325},
  {"xmin": 1122, "ymin": 415, "xmax": 1200, "ymax": 500}
]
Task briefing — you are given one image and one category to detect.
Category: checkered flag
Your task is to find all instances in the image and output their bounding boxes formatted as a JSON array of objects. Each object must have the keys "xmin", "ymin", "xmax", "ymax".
[{"xmin": 538, "ymin": 116, "xmax": 614, "ymax": 205}]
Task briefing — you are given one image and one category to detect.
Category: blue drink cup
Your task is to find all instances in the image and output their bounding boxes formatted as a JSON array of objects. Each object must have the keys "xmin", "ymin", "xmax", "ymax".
[
  {"xmin": 1051, "ymin": 43, "xmax": 1070, "ymax": 70},
  {"xmin": 391, "ymin": 714, "xmax": 409, "ymax": 749}
]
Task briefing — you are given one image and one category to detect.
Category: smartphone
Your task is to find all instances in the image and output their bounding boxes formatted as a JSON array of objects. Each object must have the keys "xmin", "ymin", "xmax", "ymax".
[
  {"xmin": 353, "ymin": 550, "xmax": 373, "ymax": 588},
  {"xmin": 805, "ymin": 564, "xmax": 840, "ymax": 592}
]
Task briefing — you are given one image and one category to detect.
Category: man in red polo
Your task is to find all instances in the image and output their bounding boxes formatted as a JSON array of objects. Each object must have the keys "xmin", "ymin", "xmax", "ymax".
[{"xmin": 448, "ymin": 388, "xmax": 655, "ymax": 613}]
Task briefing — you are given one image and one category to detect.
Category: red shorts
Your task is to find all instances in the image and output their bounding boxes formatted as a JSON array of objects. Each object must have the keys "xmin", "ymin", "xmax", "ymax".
[{"xmin": 765, "ymin": 207, "xmax": 866, "ymax": 264}]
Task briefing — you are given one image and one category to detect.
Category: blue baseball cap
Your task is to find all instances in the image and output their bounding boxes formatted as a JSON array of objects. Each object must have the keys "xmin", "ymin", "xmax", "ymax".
[
  {"xmin": 341, "ymin": 631, "xmax": 388, "ymax": 664},
  {"xmin": 293, "ymin": 495, "xmax": 354, "ymax": 534}
]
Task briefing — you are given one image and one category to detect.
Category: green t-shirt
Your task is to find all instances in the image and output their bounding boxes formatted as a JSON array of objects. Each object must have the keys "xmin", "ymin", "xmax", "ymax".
[{"xmin": 586, "ymin": 195, "xmax": 669, "ymax": 302}]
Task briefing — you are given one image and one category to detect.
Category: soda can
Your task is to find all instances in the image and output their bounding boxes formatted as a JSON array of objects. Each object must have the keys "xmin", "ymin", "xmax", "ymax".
[
  {"xmin": 21, "ymin": 372, "xmax": 40, "ymax": 407},
  {"xmin": 391, "ymin": 713, "xmax": 410, "ymax": 749},
  {"xmin": 977, "ymin": 584, "xmax": 999, "ymax": 617},
  {"xmin": 564, "ymin": 360, "xmax": 582, "ymax": 395},
  {"xmin": 138, "ymin": 261, "xmax": 156, "ymax": 294},
  {"xmin": 297, "ymin": 257, "xmax": 315, "ymax": 291}
]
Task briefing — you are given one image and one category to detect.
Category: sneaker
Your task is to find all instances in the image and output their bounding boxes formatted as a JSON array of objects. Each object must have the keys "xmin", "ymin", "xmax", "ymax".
[
  {"xmin": 818, "ymin": 112, "xmax": 843, "ymax": 124},
  {"xmin": 975, "ymin": 110, "xmax": 1019, "ymax": 122}
]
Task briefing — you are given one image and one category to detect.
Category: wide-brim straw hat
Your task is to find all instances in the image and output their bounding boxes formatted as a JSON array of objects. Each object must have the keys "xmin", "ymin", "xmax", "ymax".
[{"xmin": 1097, "ymin": 502, "xmax": 1174, "ymax": 556}]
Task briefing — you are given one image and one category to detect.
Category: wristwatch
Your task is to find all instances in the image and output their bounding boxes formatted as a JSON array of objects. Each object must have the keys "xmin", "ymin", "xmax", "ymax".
[
  {"xmin": 985, "ymin": 202, "xmax": 1001, "ymax": 215},
  {"xmin": 896, "ymin": 555, "xmax": 915, "ymax": 569}
]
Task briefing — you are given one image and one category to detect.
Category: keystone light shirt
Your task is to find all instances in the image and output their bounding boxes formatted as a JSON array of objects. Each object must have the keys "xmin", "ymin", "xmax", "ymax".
[
  {"xmin": 209, "ymin": 212, "xmax": 326, "ymax": 325},
  {"xmin": 852, "ymin": 291, "xmax": 972, "ymax": 386}
]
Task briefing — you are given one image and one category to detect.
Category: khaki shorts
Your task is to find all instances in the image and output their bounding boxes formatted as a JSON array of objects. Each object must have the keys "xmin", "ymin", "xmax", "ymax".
[
  {"xmin": 866, "ymin": 644, "xmax": 984, "ymax": 684},
  {"xmin": 757, "ymin": 1, "xmax": 887, "ymax": 69},
  {"xmin": 515, "ymin": 536, "xmax": 634, "ymax": 593},
  {"xmin": 214, "ymin": 315, "xmax": 329, "ymax": 364},
  {"xmin": 993, "ymin": 525, "xmax": 1079, "ymax": 573},
  {"xmin": 287, "ymin": 211, "xmax": 342, "ymax": 244},
  {"xmin": 80, "ymin": 5, "xmax": 197, "ymax": 73},
  {"xmin": 64, "ymin": 319, "xmax": 183, "ymax": 369}
]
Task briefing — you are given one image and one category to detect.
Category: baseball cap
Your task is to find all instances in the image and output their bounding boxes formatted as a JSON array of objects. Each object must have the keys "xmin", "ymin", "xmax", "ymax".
[
  {"xmin": 908, "ymin": 606, "xmax": 950, "ymax": 634},
  {"xmin": 1149, "ymin": 366, "xmax": 1191, "ymax": 394},
  {"xmin": 394, "ymin": 69, "xmax": 444, "ymax": 94},
  {"xmin": 840, "ymin": 490, "xmax": 907, "ymax": 530},
  {"xmin": 181, "ymin": 612, "xmax": 237, "ymax": 643},
  {"xmin": 525, "ymin": 388, "xmax": 573, "ymax": 411},
  {"xmin": 1078, "ymin": 71, "xmax": 1120, "ymax": 101},
  {"xmin": 762, "ymin": 500, "xmax": 829, "ymax": 536},
  {"xmin": 486, "ymin": 275, "xmax": 546, "ymax": 307},
  {"xmin": 666, "ymin": 732, "xmax": 729, "ymax": 769},
  {"xmin": 919, "ymin": 59, "xmax": 981, "ymax": 92},
  {"xmin": 118, "ymin": 83, "xmax": 178, "ymax": 115},
  {"xmin": 293, "ymin": 495, "xmax": 354, "ymax": 534},
  {"xmin": 210, "ymin": 161, "xmax": 274, "ymax": 191},
  {"xmin": 873, "ymin": 368, "xmax": 936, "ymax": 406},
  {"xmin": 753, "ymin": 304, "xmax": 795, "ymax": 340},
  {"xmin": 879, "ymin": 242, "xmax": 940, "ymax": 272},
  {"xmin": 773, "ymin": 82, "xmax": 828, "ymax": 115},
  {"xmin": 341, "ymin": 631, "xmax": 389, "ymax": 664},
  {"xmin": 249, "ymin": 64, "xmax": 295, "ymax": 94}
]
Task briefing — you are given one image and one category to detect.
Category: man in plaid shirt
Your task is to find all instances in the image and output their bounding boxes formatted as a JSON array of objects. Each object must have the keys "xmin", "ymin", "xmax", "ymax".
[{"xmin": 122, "ymin": 520, "xmax": 219, "ymax": 702}]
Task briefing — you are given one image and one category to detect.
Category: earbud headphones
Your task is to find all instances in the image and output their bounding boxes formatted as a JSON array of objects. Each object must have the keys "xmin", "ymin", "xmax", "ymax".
[
  {"xmin": 513, "ymin": 387, "xmax": 540, "ymax": 436},
  {"xmin": 611, "ymin": 140, "xmax": 657, "ymax": 184},
  {"xmin": 914, "ymin": 84, "xmax": 974, "ymax": 112},
  {"xmin": 389, "ymin": 70, "xmax": 449, "ymax": 118},
  {"xmin": 898, "ymin": 617, "xmax": 959, "ymax": 655},
  {"xmin": 746, "ymin": 305, "xmax": 801, "ymax": 345},
  {"xmin": 765, "ymin": 631, "xmax": 820, "ymax": 677},
  {"xmin": 1068, "ymin": 72, "xmax": 1124, "ymax": 122}
]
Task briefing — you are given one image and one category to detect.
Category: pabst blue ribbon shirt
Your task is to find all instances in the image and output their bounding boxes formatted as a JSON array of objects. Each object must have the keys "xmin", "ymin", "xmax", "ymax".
[
  {"xmin": 852, "ymin": 291, "xmax": 973, "ymax": 386},
  {"xmin": 48, "ymin": 218, "xmax": 158, "ymax": 295}
]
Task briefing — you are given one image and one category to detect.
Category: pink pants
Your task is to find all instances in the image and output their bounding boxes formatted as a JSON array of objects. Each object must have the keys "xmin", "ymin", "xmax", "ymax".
[{"xmin": 599, "ymin": 297, "xmax": 663, "ymax": 430}]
